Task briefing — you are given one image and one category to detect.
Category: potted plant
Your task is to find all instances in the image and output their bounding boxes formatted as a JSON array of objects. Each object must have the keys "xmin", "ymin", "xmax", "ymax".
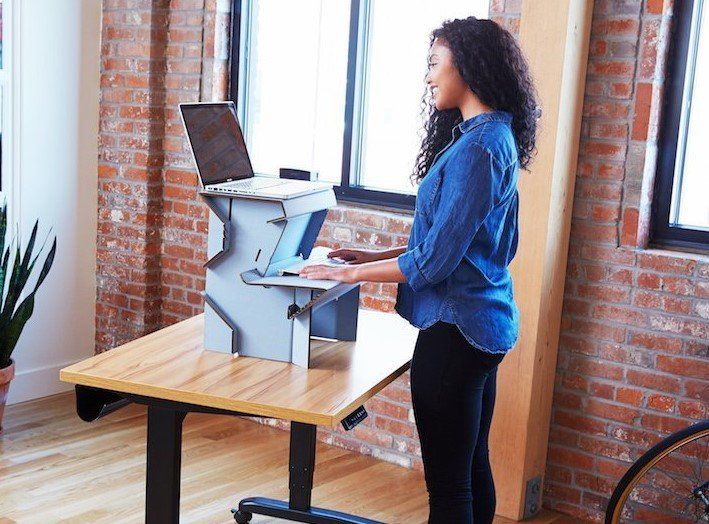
[{"xmin": 0, "ymin": 201, "xmax": 57, "ymax": 432}]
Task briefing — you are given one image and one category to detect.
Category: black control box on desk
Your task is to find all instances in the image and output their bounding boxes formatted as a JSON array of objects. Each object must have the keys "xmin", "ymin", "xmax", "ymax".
[{"xmin": 279, "ymin": 168, "xmax": 319, "ymax": 181}]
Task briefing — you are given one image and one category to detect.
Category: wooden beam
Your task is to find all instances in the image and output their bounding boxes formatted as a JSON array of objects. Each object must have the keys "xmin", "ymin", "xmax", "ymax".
[{"xmin": 490, "ymin": 0, "xmax": 594, "ymax": 520}]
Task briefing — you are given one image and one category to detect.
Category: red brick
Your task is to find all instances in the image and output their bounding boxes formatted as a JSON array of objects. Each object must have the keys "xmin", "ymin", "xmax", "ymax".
[
  {"xmin": 628, "ymin": 332, "xmax": 682, "ymax": 353},
  {"xmin": 663, "ymin": 295, "xmax": 691, "ymax": 314},
  {"xmin": 589, "ymin": 60, "xmax": 635, "ymax": 77},
  {"xmin": 589, "ymin": 122, "xmax": 627, "ymax": 139},
  {"xmin": 640, "ymin": 413, "xmax": 688, "ymax": 434},
  {"xmin": 367, "ymin": 398, "xmax": 409, "ymax": 420},
  {"xmin": 661, "ymin": 276, "xmax": 695, "ymax": 295},
  {"xmin": 586, "ymin": 399, "xmax": 639, "ymax": 424},
  {"xmin": 582, "ymin": 100, "xmax": 630, "ymax": 119},
  {"xmin": 597, "ymin": 458, "xmax": 631, "ymax": 478},
  {"xmin": 610, "ymin": 81, "xmax": 632, "ymax": 99},
  {"xmin": 626, "ymin": 369, "xmax": 680, "ymax": 394},
  {"xmin": 592, "ymin": 18, "xmax": 639, "ymax": 36},
  {"xmin": 639, "ymin": 19, "xmax": 660, "ymax": 79},
  {"xmin": 590, "ymin": 382, "xmax": 615, "ymax": 400},
  {"xmin": 655, "ymin": 355, "xmax": 709, "ymax": 380},
  {"xmin": 569, "ymin": 318, "xmax": 626, "ymax": 344},
  {"xmin": 616, "ymin": 387, "xmax": 644, "ymax": 406},
  {"xmin": 592, "ymin": 304, "xmax": 647, "ymax": 327},
  {"xmin": 569, "ymin": 356, "xmax": 624, "ymax": 380},
  {"xmin": 638, "ymin": 253, "xmax": 697, "ymax": 275},
  {"xmin": 545, "ymin": 483, "xmax": 582, "ymax": 504},
  {"xmin": 637, "ymin": 272, "xmax": 662, "ymax": 290},
  {"xmin": 577, "ymin": 284, "xmax": 630, "ymax": 303},
  {"xmin": 578, "ymin": 435, "xmax": 633, "ymax": 462},
  {"xmin": 610, "ymin": 425, "xmax": 660, "ymax": 448},
  {"xmin": 373, "ymin": 416, "xmax": 414, "ymax": 438},
  {"xmin": 547, "ymin": 446, "xmax": 594, "ymax": 471},
  {"xmin": 633, "ymin": 291, "xmax": 662, "ymax": 309},
  {"xmin": 632, "ymin": 82, "xmax": 653, "ymax": 140},
  {"xmin": 620, "ymin": 207, "xmax": 639, "ymax": 246},
  {"xmin": 646, "ymin": 0, "xmax": 664, "ymax": 14},
  {"xmin": 678, "ymin": 400, "xmax": 707, "ymax": 420},
  {"xmin": 580, "ymin": 245, "xmax": 635, "ymax": 265},
  {"xmin": 574, "ymin": 471, "xmax": 617, "ymax": 494},
  {"xmin": 647, "ymin": 394, "xmax": 675, "ymax": 412}
]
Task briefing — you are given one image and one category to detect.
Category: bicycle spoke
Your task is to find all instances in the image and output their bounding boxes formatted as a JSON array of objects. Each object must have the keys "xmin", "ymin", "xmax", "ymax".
[
  {"xmin": 648, "ymin": 478, "xmax": 696, "ymax": 505},
  {"xmin": 654, "ymin": 465, "xmax": 695, "ymax": 494},
  {"xmin": 693, "ymin": 436, "xmax": 708, "ymax": 486}
]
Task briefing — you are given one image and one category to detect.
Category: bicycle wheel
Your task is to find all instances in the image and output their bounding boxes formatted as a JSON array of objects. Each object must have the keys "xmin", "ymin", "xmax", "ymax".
[{"xmin": 605, "ymin": 419, "xmax": 709, "ymax": 523}]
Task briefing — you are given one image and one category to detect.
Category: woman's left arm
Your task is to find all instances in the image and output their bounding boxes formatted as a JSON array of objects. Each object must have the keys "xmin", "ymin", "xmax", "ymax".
[{"xmin": 299, "ymin": 256, "xmax": 407, "ymax": 284}]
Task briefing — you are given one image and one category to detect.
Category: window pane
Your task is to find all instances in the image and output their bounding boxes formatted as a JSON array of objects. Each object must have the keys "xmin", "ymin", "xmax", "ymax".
[
  {"xmin": 244, "ymin": 0, "xmax": 350, "ymax": 184},
  {"xmin": 672, "ymin": 2, "xmax": 708, "ymax": 230},
  {"xmin": 0, "ymin": 0, "xmax": 3, "ymax": 69},
  {"xmin": 358, "ymin": 0, "xmax": 489, "ymax": 194}
]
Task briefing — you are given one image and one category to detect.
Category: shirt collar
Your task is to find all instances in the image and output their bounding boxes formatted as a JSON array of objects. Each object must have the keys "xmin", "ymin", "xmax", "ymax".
[{"xmin": 457, "ymin": 110, "xmax": 512, "ymax": 134}]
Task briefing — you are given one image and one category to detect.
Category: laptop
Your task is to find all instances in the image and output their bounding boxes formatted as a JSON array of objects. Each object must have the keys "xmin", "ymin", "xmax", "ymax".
[{"xmin": 179, "ymin": 102, "xmax": 332, "ymax": 199}]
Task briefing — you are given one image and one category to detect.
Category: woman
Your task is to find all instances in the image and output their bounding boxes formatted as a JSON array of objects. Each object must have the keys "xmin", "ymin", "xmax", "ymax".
[{"xmin": 300, "ymin": 16, "xmax": 538, "ymax": 524}]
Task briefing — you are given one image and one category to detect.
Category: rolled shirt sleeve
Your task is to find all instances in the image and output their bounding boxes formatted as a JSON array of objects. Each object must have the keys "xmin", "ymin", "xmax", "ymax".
[{"xmin": 398, "ymin": 142, "xmax": 500, "ymax": 292}]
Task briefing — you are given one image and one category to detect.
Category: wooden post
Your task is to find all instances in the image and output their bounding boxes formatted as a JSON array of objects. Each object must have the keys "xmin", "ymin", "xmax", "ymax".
[{"xmin": 490, "ymin": 1, "xmax": 594, "ymax": 520}]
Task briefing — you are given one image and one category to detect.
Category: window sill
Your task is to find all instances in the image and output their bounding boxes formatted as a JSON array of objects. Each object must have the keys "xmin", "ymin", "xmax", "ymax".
[
  {"xmin": 641, "ymin": 244, "xmax": 709, "ymax": 263},
  {"xmin": 334, "ymin": 198, "xmax": 415, "ymax": 217},
  {"xmin": 333, "ymin": 185, "xmax": 415, "ymax": 216}
]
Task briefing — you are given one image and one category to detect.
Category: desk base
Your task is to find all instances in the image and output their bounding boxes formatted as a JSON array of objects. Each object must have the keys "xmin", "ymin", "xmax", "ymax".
[
  {"xmin": 232, "ymin": 421, "xmax": 382, "ymax": 524},
  {"xmin": 233, "ymin": 497, "xmax": 381, "ymax": 523},
  {"xmin": 73, "ymin": 386, "xmax": 383, "ymax": 524}
]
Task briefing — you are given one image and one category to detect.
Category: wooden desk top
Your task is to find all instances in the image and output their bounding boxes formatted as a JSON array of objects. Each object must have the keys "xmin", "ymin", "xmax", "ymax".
[{"xmin": 60, "ymin": 310, "xmax": 418, "ymax": 426}]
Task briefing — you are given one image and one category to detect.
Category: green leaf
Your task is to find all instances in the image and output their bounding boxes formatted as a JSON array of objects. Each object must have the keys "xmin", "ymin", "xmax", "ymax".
[
  {"xmin": 0, "ymin": 201, "xmax": 7, "ymax": 269},
  {"xmin": 0, "ymin": 223, "xmax": 46, "ymax": 333},
  {"xmin": 18, "ymin": 220, "xmax": 39, "ymax": 285},
  {"xmin": 1, "ymin": 294, "xmax": 35, "ymax": 367},
  {"xmin": 0, "ymin": 243, "xmax": 23, "ymax": 325},
  {"xmin": 31, "ymin": 237, "xmax": 57, "ymax": 294},
  {"xmin": 0, "ymin": 242, "xmax": 11, "ymax": 309},
  {"xmin": 0, "ymin": 236, "xmax": 57, "ymax": 365}
]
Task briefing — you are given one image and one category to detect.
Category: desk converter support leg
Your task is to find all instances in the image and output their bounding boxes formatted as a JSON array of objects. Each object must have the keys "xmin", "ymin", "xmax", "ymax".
[{"xmin": 145, "ymin": 405, "xmax": 187, "ymax": 524}]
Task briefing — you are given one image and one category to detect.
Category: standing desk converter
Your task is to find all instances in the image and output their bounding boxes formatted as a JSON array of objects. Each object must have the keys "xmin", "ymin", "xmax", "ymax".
[{"xmin": 59, "ymin": 309, "xmax": 418, "ymax": 524}]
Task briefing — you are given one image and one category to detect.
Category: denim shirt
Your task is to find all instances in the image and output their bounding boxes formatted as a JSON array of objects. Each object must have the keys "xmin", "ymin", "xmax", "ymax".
[{"xmin": 395, "ymin": 110, "xmax": 520, "ymax": 354}]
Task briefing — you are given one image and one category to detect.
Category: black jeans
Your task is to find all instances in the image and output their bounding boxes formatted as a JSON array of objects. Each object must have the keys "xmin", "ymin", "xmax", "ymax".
[{"xmin": 410, "ymin": 320, "xmax": 506, "ymax": 524}]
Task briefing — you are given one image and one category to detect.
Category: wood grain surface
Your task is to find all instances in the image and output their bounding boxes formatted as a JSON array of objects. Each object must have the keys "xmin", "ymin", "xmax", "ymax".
[{"xmin": 60, "ymin": 309, "xmax": 419, "ymax": 426}]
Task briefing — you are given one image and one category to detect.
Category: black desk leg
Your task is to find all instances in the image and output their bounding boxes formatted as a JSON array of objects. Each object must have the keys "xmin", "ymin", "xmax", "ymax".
[
  {"xmin": 289, "ymin": 421, "xmax": 317, "ymax": 511},
  {"xmin": 235, "ymin": 421, "xmax": 382, "ymax": 523},
  {"xmin": 145, "ymin": 405, "xmax": 187, "ymax": 524}
]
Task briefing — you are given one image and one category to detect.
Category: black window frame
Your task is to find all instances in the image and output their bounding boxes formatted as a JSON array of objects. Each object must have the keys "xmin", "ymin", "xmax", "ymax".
[
  {"xmin": 651, "ymin": 0, "xmax": 709, "ymax": 252},
  {"xmin": 228, "ymin": 0, "xmax": 416, "ymax": 212}
]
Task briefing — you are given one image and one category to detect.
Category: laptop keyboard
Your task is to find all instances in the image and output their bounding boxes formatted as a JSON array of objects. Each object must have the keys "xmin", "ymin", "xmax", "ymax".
[{"xmin": 220, "ymin": 178, "xmax": 285, "ymax": 191}]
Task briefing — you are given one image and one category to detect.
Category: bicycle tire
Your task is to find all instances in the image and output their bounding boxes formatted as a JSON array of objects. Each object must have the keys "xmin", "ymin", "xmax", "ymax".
[{"xmin": 605, "ymin": 418, "xmax": 709, "ymax": 524}]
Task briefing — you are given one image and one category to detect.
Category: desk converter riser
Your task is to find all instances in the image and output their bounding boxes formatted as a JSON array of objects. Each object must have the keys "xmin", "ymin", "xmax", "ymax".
[{"xmin": 202, "ymin": 190, "xmax": 360, "ymax": 368}]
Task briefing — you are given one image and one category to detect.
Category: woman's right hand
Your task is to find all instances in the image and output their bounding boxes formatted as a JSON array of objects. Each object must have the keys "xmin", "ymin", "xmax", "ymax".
[{"xmin": 327, "ymin": 248, "xmax": 382, "ymax": 265}]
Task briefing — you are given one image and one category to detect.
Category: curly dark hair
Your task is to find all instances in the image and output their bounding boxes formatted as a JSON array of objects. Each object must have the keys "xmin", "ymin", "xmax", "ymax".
[{"xmin": 412, "ymin": 17, "xmax": 539, "ymax": 184}]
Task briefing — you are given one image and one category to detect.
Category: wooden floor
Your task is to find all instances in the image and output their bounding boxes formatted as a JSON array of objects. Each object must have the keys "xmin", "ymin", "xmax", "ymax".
[{"xmin": 0, "ymin": 392, "xmax": 581, "ymax": 523}]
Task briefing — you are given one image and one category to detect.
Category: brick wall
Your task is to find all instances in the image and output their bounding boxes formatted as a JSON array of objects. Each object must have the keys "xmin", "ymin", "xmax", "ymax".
[
  {"xmin": 94, "ymin": 0, "xmax": 708, "ymax": 521},
  {"xmin": 96, "ymin": 0, "xmax": 228, "ymax": 350},
  {"xmin": 545, "ymin": 0, "xmax": 708, "ymax": 521}
]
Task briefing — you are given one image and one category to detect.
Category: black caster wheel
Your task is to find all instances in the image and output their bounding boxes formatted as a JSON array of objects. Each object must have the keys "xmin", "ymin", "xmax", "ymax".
[{"xmin": 231, "ymin": 508, "xmax": 252, "ymax": 523}]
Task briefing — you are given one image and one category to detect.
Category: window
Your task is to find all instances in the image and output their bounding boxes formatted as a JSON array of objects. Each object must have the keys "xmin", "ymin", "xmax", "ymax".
[
  {"xmin": 0, "ymin": 0, "xmax": 12, "ymax": 205},
  {"xmin": 230, "ymin": 0, "xmax": 489, "ymax": 210},
  {"xmin": 0, "ymin": 0, "xmax": 5, "ymax": 193},
  {"xmin": 652, "ymin": 0, "xmax": 708, "ymax": 251}
]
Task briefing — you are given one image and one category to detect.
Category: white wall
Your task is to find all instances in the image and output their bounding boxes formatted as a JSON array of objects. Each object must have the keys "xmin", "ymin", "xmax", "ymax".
[{"xmin": 7, "ymin": 0, "xmax": 101, "ymax": 404}]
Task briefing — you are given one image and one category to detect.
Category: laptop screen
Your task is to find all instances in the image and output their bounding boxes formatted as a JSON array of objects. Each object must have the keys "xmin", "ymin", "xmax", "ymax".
[{"xmin": 180, "ymin": 102, "xmax": 254, "ymax": 186}]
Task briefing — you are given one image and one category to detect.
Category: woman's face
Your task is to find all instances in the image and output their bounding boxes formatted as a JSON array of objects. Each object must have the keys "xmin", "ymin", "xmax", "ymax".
[{"xmin": 425, "ymin": 38, "xmax": 468, "ymax": 111}]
